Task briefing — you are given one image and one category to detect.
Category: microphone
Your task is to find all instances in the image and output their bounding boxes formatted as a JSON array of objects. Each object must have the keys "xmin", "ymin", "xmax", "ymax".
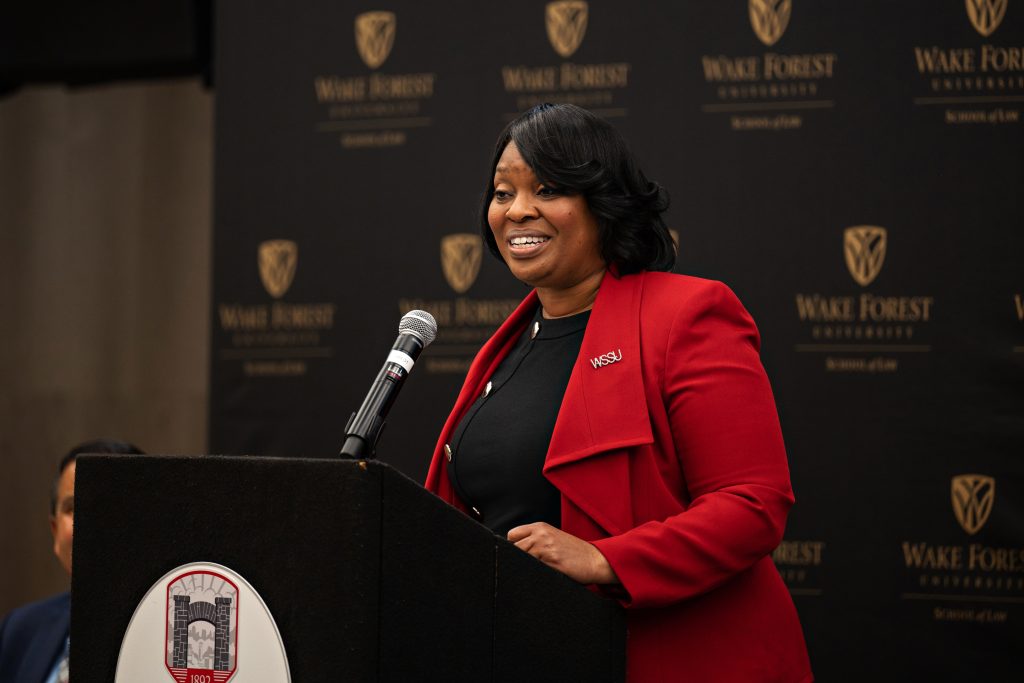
[{"xmin": 339, "ymin": 310, "xmax": 437, "ymax": 459}]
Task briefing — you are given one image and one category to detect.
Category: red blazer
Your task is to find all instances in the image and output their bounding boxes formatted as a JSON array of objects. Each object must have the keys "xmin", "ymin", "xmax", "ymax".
[{"xmin": 426, "ymin": 270, "xmax": 812, "ymax": 682}]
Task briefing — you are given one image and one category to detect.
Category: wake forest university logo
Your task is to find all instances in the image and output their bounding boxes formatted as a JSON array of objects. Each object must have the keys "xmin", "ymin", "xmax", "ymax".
[
  {"xmin": 355, "ymin": 11, "xmax": 396, "ymax": 69},
  {"xmin": 952, "ymin": 474, "xmax": 996, "ymax": 535},
  {"xmin": 501, "ymin": 1, "xmax": 629, "ymax": 120},
  {"xmin": 258, "ymin": 240, "xmax": 298, "ymax": 299},
  {"xmin": 441, "ymin": 233, "xmax": 482, "ymax": 294},
  {"xmin": 749, "ymin": 0, "xmax": 792, "ymax": 47},
  {"xmin": 844, "ymin": 226, "xmax": 887, "ymax": 287},
  {"xmin": 966, "ymin": 0, "xmax": 1008, "ymax": 37},
  {"xmin": 546, "ymin": 1, "xmax": 588, "ymax": 58},
  {"xmin": 166, "ymin": 570, "xmax": 239, "ymax": 682}
]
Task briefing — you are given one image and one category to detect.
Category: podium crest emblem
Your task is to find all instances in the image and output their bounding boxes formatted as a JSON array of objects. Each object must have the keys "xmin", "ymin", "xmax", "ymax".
[
  {"xmin": 843, "ymin": 226, "xmax": 887, "ymax": 287},
  {"xmin": 165, "ymin": 569, "xmax": 239, "ymax": 683},
  {"xmin": 441, "ymin": 233, "xmax": 483, "ymax": 294},
  {"xmin": 258, "ymin": 240, "xmax": 298, "ymax": 299},
  {"xmin": 951, "ymin": 474, "xmax": 995, "ymax": 535},
  {"xmin": 966, "ymin": 0, "xmax": 1007, "ymax": 37},
  {"xmin": 116, "ymin": 562, "xmax": 290, "ymax": 682},
  {"xmin": 546, "ymin": 1, "xmax": 588, "ymax": 58},
  {"xmin": 355, "ymin": 11, "xmax": 396, "ymax": 69},
  {"xmin": 749, "ymin": 0, "xmax": 792, "ymax": 47}
]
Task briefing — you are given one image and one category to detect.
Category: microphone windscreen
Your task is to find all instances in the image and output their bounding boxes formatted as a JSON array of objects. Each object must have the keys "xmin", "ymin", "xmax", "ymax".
[{"xmin": 399, "ymin": 310, "xmax": 438, "ymax": 347}]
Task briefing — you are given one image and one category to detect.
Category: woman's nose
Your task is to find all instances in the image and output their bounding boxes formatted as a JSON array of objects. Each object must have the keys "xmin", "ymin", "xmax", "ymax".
[{"xmin": 506, "ymin": 194, "xmax": 538, "ymax": 222}]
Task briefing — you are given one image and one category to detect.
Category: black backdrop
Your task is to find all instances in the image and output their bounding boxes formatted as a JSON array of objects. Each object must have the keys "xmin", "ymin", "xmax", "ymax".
[
  {"xmin": 0, "ymin": 0, "xmax": 210, "ymax": 87},
  {"xmin": 210, "ymin": 1, "xmax": 1023, "ymax": 679}
]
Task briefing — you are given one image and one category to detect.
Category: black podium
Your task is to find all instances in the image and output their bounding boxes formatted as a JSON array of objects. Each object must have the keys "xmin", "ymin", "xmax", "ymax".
[{"xmin": 70, "ymin": 454, "xmax": 625, "ymax": 681}]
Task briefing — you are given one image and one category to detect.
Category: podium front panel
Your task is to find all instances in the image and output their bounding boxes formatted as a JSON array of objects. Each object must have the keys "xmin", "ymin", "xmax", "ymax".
[
  {"xmin": 72, "ymin": 455, "xmax": 382, "ymax": 681},
  {"xmin": 71, "ymin": 455, "xmax": 626, "ymax": 682}
]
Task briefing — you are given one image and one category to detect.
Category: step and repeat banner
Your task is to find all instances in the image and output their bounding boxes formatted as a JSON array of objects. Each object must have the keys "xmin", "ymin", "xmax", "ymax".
[{"xmin": 211, "ymin": 1, "xmax": 1022, "ymax": 679}]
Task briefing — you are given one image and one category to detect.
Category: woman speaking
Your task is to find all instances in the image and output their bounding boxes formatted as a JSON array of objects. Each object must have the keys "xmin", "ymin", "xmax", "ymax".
[{"xmin": 425, "ymin": 103, "xmax": 812, "ymax": 682}]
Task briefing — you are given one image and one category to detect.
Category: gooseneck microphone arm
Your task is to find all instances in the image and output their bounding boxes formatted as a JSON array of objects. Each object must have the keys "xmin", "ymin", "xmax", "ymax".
[{"xmin": 339, "ymin": 310, "xmax": 437, "ymax": 459}]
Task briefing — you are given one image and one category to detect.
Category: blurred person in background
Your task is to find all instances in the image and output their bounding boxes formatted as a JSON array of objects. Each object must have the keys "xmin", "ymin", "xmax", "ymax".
[{"xmin": 0, "ymin": 438, "xmax": 143, "ymax": 683}]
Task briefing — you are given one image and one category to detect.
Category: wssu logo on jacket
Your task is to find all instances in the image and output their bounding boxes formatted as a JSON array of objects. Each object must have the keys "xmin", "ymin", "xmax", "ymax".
[{"xmin": 590, "ymin": 348, "xmax": 622, "ymax": 368}]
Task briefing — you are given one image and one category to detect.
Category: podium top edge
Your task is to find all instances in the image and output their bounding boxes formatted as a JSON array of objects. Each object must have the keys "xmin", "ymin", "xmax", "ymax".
[{"xmin": 75, "ymin": 452, "xmax": 398, "ymax": 469}]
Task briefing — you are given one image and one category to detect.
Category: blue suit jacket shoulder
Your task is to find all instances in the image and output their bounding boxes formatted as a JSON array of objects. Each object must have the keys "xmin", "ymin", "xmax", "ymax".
[{"xmin": 0, "ymin": 591, "xmax": 70, "ymax": 683}]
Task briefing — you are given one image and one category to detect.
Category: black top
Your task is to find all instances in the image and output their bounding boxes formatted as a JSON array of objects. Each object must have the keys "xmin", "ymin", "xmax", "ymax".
[{"xmin": 447, "ymin": 306, "xmax": 590, "ymax": 537}]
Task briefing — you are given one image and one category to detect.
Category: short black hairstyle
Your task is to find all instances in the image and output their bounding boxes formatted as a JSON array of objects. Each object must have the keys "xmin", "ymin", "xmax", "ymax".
[
  {"xmin": 480, "ymin": 103, "xmax": 674, "ymax": 275},
  {"xmin": 50, "ymin": 438, "xmax": 144, "ymax": 514}
]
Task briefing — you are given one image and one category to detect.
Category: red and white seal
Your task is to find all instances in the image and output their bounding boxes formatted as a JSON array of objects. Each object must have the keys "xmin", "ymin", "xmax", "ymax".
[{"xmin": 115, "ymin": 562, "xmax": 290, "ymax": 683}]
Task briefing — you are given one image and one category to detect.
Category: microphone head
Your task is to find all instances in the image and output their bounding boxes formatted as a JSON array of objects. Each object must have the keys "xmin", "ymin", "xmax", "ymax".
[{"xmin": 399, "ymin": 310, "xmax": 438, "ymax": 347}]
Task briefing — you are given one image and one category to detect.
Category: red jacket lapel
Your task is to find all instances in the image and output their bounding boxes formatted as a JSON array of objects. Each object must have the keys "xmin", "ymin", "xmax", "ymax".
[
  {"xmin": 544, "ymin": 271, "xmax": 654, "ymax": 537},
  {"xmin": 426, "ymin": 271, "xmax": 655, "ymax": 537}
]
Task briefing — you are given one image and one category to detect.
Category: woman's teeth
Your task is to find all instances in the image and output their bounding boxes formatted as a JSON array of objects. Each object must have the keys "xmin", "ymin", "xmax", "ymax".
[{"xmin": 510, "ymin": 236, "xmax": 550, "ymax": 246}]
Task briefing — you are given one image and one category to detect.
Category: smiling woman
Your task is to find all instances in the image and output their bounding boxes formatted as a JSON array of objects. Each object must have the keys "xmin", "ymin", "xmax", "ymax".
[
  {"xmin": 480, "ymin": 103, "xmax": 674, "ymax": 278},
  {"xmin": 425, "ymin": 103, "xmax": 812, "ymax": 682},
  {"xmin": 487, "ymin": 141, "xmax": 605, "ymax": 316}
]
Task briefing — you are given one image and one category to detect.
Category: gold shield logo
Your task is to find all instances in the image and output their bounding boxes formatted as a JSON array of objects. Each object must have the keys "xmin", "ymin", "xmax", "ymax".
[
  {"xmin": 441, "ymin": 233, "xmax": 483, "ymax": 294},
  {"xmin": 843, "ymin": 226, "xmax": 887, "ymax": 287},
  {"xmin": 966, "ymin": 0, "xmax": 1007, "ymax": 37},
  {"xmin": 355, "ymin": 11, "xmax": 396, "ymax": 69},
  {"xmin": 258, "ymin": 240, "xmax": 298, "ymax": 299},
  {"xmin": 749, "ymin": 0, "xmax": 792, "ymax": 46},
  {"xmin": 546, "ymin": 1, "xmax": 588, "ymax": 58},
  {"xmin": 951, "ymin": 474, "xmax": 995, "ymax": 535}
]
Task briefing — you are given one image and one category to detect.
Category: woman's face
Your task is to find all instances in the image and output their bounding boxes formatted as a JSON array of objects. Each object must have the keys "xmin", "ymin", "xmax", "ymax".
[{"xmin": 488, "ymin": 142, "xmax": 605, "ymax": 291}]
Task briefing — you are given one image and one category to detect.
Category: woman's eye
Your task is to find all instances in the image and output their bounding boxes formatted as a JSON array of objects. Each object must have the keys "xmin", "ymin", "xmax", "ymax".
[
  {"xmin": 537, "ymin": 187, "xmax": 559, "ymax": 197},
  {"xmin": 493, "ymin": 190, "xmax": 511, "ymax": 201}
]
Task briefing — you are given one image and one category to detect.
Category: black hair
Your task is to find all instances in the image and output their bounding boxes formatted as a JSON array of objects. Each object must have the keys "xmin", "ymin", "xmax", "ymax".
[
  {"xmin": 480, "ymin": 103, "xmax": 674, "ymax": 275},
  {"xmin": 50, "ymin": 438, "xmax": 144, "ymax": 514}
]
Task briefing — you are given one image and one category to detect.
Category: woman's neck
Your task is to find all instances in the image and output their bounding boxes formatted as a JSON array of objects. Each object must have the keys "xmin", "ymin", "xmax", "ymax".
[{"xmin": 536, "ymin": 269, "xmax": 605, "ymax": 319}]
